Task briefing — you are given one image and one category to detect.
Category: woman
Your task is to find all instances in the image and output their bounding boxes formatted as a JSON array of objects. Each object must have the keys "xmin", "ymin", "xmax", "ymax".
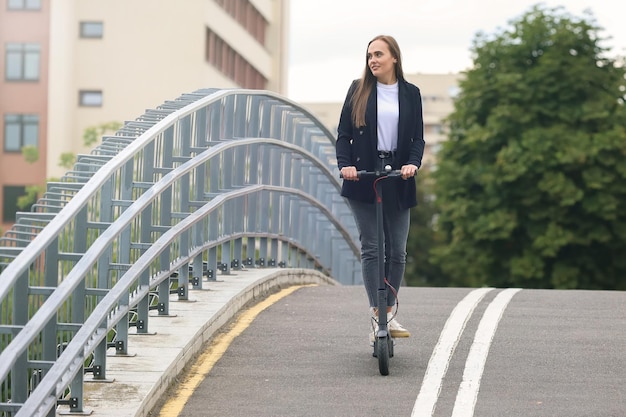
[{"xmin": 336, "ymin": 35, "xmax": 424, "ymax": 344}]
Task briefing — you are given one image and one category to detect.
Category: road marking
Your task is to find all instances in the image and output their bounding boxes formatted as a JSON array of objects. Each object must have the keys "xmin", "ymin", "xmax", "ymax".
[
  {"xmin": 412, "ymin": 287, "xmax": 494, "ymax": 417},
  {"xmin": 451, "ymin": 288, "xmax": 522, "ymax": 417},
  {"xmin": 157, "ymin": 284, "xmax": 316, "ymax": 417}
]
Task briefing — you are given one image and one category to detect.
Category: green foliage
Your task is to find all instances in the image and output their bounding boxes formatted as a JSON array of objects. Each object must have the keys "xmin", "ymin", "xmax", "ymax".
[
  {"xmin": 432, "ymin": 5, "xmax": 626, "ymax": 290},
  {"xmin": 17, "ymin": 185, "xmax": 41, "ymax": 210},
  {"xmin": 58, "ymin": 152, "xmax": 76, "ymax": 169},
  {"xmin": 406, "ymin": 168, "xmax": 446, "ymax": 286},
  {"xmin": 21, "ymin": 145, "xmax": 39, "ymax": 164},
  {"xmin": 83, "ymin": 121, "xmax": 122, "ymax": 147}
]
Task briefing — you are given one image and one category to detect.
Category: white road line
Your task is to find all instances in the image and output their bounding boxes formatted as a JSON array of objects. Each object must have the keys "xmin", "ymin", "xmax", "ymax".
[
  {"xmin": 451, "ymin": 288, "xmax": 522, "ymax": 417},
  {"xmin": 411, "ymin": 287, "xmax": 494, "ymax": 417}
]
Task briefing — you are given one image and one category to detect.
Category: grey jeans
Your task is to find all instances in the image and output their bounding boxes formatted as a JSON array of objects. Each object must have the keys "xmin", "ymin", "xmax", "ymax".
[{"xmin": 347, "ymin": 182, "xmax": 410, "ymax": 308}]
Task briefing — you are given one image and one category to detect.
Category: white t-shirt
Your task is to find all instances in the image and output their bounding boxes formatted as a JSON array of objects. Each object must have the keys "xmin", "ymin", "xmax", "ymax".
[{"xmin": 376, "ymin": 81, "xmax": 399, "ymax": 152}]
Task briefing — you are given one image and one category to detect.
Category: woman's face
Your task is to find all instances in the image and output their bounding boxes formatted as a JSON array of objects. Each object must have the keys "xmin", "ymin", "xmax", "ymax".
[{"xmin": 367, "ymin": 39, "xmax": 397, "ymax": 84}]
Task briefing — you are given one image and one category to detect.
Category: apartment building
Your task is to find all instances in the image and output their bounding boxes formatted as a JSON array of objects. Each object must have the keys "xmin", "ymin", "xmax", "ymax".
[
  {"xmin": 0, "ymin": 0, "xmax": 289, "ymax": 230},
  {"xmin": 301, "ymin": 72, "xmax": 463, "ymax": 169}
]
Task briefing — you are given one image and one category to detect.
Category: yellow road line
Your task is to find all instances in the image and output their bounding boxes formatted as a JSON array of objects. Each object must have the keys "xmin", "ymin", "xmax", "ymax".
[{"xmin": 157, "ymin": 284, "xmax": 316, "ymax": 416}]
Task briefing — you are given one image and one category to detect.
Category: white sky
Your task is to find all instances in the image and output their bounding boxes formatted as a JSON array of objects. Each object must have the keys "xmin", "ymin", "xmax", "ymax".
[{"xmin": 286, "ymin": 0, "xmax": 626, "ymax": 102}]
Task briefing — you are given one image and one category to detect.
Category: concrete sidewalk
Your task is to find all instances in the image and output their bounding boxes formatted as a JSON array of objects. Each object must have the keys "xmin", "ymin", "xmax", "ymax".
[{"xmin": 74, "ymin": 268, "xmax": 335, "ymax": 417}]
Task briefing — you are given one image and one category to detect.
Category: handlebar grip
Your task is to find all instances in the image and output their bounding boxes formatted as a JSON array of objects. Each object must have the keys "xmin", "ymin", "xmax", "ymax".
[{"xmin": 339, "ymin": 170, "xmax": 367, "ymax": 179}]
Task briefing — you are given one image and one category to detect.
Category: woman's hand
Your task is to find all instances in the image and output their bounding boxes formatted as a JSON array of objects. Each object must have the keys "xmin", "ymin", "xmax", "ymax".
[
  {"xmin": 400, "ymin": 164, "xmax": 418, "ymax": 180},
  {"xmin": 340, "ymin": 166, "xmax": 359, "ymax": 181}
]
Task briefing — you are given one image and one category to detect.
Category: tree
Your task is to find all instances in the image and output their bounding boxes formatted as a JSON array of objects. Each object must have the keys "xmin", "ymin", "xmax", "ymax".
[
  {"xmin": 431, "ymin": 5, "xmax": 626, "ymax": 290},
  {"xmin": 405, "ymin": 168, "xmax": 446, "ymax": 286}
]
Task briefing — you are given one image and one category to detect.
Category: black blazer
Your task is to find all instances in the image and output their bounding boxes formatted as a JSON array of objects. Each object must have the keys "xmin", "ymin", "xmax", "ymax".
[{"xmin": 336, "ymin": 78, "xmax": 425, "ymax": 209}]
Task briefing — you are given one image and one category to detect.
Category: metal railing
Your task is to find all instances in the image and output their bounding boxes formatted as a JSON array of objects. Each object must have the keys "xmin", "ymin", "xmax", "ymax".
[{"xmin": 0, "ymin": 88, "xmax": 361, "ymax": 416}]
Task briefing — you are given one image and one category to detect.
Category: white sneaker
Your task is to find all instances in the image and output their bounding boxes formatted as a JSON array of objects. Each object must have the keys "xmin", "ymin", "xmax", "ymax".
[
  {"xmin": 371, "ymin": 309, "xmax": 406, "ymax": 345},
  {"xmin": 388, "ymin": 315, "xmax": 410, "ymax": 338}
]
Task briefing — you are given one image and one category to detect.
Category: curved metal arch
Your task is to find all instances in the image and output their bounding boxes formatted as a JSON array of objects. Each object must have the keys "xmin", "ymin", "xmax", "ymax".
[{"xmin": 0, "ymin": 88, "xmax": 345, "ymax": 300}]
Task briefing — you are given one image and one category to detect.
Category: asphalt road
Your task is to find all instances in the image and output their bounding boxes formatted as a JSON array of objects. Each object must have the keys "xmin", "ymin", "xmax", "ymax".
[{"xmin": 162, "ymin": 285, "xmax": 626, "ymax": 417}]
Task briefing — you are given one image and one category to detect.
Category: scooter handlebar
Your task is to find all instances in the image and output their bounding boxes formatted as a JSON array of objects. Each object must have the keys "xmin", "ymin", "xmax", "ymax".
[{"xmin": 339, "ymin": 166, "xmax": 410, "ymax": 179}]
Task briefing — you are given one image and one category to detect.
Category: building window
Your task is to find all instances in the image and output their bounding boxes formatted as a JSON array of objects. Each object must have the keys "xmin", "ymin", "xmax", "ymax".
[
  {"xmin": 205, "ymin": 28, "xmax": 266, "ymax": 89},
  {"xmin": 80, "ymin": 21, "xmax": 104, "ymax": 38},
  {"xmin": 7, "ymin": 0, "xmax": 41, "ymax": 10},
  {"xmin": 214, "ymin": 0, "xmax": 267, "ymax": 44},
  {"xmin": 3, "ymin": 114, "xmax": 39, "ymax": 152},
  {"xmin": 79, "ymin": 90, "xmax": 103, "ymax": 107},
  {"xmin": 3, "ymin": 186, "xmax": 30, "ymax": 223},
  {"xmin": 5, "ymin": 43, "xmax": 40, "ymax": 81}
]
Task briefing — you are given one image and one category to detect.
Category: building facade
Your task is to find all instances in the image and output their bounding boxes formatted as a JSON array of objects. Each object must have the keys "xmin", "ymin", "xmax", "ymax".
[
  {"xmin": 301, "ymin": 72, "xmax": 463, "ymax": 169},
  {"xmin": 0, "ymin": 0, "xmax": 289, "ymax": 230}
]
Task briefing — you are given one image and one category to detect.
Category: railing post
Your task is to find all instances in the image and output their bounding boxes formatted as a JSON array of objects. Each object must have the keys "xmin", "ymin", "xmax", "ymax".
[
  {"xmin": 66, "ymin": 362, "xmax": 86, "ymax": 413},
  {"xmin": 192, "ymin": 162, "xmax": 206, "ymax": 289},
  {"xmin": 90, "ymin": 320, "xmax": 109, "ymax": 382},
  {"xmin": 258, "ymin": 190, "xmax": 269, "ymax": 266},
  {"xmin": 232, "ymin": 146, "xmax": 246, "ymax": 270},
  {"xmin": 191, "ymin": 252, "xmax": 204, "ymax": 290},
  {"xmin": 177, "ymin": 229, "xmax": 190, "ymax": 300},
  {"xmin": 219, "ymin": 213, "xmax": 232, "ymax": 275},
  {"xmin": 114, "ymin": 292, "xmax": 131, "ymax": 355},
  {"xmin": 245, "ymin": 144, "xmax": 260, "ymax": 268},
  {"xmin": 135, "ymin": 270, "xmax": 151, "ymax": 335},
  {"xmin": 42, "ymin": 235, "xmax": 59, "ymax": 386},
  {"xmin": 12, "ymin": 270, "xmax": 29, "ymax": 405},
  {"xmin": 206, "ymin": 209, "xmax": 218, "ymax": 281},
  {"xmin": 157, "ymin": 278, "xmax": 171, "ymax": 315}
]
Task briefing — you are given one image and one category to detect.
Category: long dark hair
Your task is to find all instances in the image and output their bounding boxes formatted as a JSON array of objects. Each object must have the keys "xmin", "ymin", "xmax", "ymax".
[{"xmin": 351, "ymin": 35, "xmax": 405, "ymax": 127}]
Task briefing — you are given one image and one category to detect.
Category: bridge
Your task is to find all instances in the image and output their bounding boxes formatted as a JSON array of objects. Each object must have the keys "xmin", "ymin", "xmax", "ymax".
[
  {"xmin": 0, "ymin": 89, "xmax": 624, "ymax": 417},
  {"xmin": 0, "ymin": 88, "xmax": 359, "ymax": 416}
]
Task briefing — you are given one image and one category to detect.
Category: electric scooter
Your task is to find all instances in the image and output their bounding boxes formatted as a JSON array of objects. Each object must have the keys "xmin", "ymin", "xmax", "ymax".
[{"xmin": 341, "ymin": 164, "xmax": 403, "ymax": 375}]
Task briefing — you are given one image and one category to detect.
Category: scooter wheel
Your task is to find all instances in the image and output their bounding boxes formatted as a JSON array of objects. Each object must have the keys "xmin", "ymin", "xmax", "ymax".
[{"xmin": 376, "ymin": 337, "xmax": 390, "ymax": 375}]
